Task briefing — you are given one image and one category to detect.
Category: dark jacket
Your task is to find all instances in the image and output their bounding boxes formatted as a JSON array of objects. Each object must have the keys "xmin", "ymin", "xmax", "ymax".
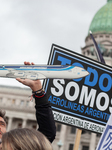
[{"xmin": 35, "ymin": 93, "xmax": 56, "ymax": 143}]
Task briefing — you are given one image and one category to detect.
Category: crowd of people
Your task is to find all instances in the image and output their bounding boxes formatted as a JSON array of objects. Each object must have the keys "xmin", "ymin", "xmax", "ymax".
[{"xmin": 0, "ymin": 62, "xmax": 56, "ymax": 150}]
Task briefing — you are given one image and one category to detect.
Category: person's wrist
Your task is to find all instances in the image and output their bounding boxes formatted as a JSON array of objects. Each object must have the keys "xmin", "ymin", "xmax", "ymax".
[
  {"xmin": 30, "ymin": 83, "xmax": 42, "ymax": 92},
  {"xmin": 32, "ymin": 88, "xmax": 45, "ymax": 98}
]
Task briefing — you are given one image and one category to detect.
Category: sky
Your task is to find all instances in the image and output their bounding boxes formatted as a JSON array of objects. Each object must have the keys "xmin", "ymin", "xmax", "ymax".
[{"xmin": 0, "ymin": 0, "xmax": 106, "ymax": 88}]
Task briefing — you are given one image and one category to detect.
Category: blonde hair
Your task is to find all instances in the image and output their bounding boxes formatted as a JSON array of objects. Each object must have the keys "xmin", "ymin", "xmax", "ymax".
[{"xmin": 2, "ymin": 128, "xmax": 53, "ymax": 150}]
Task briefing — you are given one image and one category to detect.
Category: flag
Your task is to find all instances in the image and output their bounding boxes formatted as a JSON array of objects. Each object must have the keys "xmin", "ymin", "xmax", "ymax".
[
  {"xmin": 96, "ymin": 114, "xmax": 112, "ymax": 150},
  {"xmin": 89, "ymin": 31, "xmax": 105, "ymax": 64}
]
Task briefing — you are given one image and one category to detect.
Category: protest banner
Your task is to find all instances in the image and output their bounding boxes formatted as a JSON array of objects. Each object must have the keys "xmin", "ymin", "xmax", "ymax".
[{"xmin": 43, "ymin": 44, "xmax": 112, "ymax": 134}]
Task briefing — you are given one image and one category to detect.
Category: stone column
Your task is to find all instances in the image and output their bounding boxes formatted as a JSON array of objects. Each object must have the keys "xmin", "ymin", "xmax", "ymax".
[
  {"xmin": 7, "ymin": 117, "xmax": 13, "ymax": 131},
  {"xmin": 58, "ymin": 125, "xmax": 67, "ymax": 150},
  {"xmin": 22, "ymin": 119, "xmax": 27, "ymax": 128},
  {"xmin": 89, "ymin": 133, "xmax": 96, "ymax": 150}
]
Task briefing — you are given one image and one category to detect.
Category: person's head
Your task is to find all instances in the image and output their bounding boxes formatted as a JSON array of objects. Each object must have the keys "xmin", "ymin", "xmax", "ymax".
[
  {"xmin": 2, "ymin": 128, "xmax": 53, "ymax": 150},
  {"xmin": 0, "ymin": 110, "xmax": 7, "ymax": 139}
]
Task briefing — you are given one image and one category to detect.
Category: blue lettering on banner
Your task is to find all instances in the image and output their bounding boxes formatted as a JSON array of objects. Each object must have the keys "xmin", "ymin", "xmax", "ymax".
[
  {"xmin": 57, "ymin": 56, "xmax": 71, "ymax": 65},
  {"xmin": 48, "ymin": 95, "xmax": 110, "ymax": 121},
  {"xmin": 48, "ymin": 95, "xmax": 84, "ymax": 113},
  {"xmin": 56, "ymin": 55, "xmax": 112, "ymax": 92},
  {"xmin": 84, "ymin": 107, "xmax": 109, "ymax": 121},
  {"xmin": 84, "ymin": 67, "xmax": 98, "ymax": 87},
  {"xmin": 99, "ymin": 73, "xmax": 112, "ymax": 92}
]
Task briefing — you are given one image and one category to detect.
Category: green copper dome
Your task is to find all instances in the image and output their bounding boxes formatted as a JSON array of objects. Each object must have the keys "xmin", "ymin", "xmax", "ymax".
[{"xmin": 88, "ymin": 0, "xmax": 112, "ymax": 34}]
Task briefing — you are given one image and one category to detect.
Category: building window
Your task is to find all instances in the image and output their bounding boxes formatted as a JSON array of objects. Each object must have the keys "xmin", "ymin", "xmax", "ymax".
[
  {"xmin": 32, "ymin": 125, "xmax": 37, "ymax": 129},
  {"xmin": 82, "ymin": 130, "xmax": 87, "ymax": 134},
  {"xmin": 18, "ymin": 123, "xmax": 22, "ymax": 128},
  {"xmin": 71, "ymin": 127, "xmax": 76, "ymax": 134},
  {"xmin": 20, "ymin": 100, "xmax": 24, "ymax": 106},
  {"xmin": 87, "ymin": 50, "xmax": 90, "ymax": 55},
  {"xmin": 12, "ymin": 99, "xmax": 15, "ymax": 104},
  {"xmin": 106, "ymin": 35, "xmax": 109, "ymax": 38},
  {"xmin": 56, "ymin": 124, "xmax": 61, "ymax": 132},
  {"xmin": 26, "ymin": 101, "xmax": 29, "ymax": 107},
  {"xmin": 97, "ymin": 133, "xmax": 101, "ymax": 137},
  {"xmin": 82, "ymin": 146, "xmax": 89, "ymax": 150},
  {"xmin": 69, "ymin": 144, "xmax": 74, "ymax": 150},
  {"xmin": 0, "ymin": 97, "xmax": 2, "ymax": 102}
]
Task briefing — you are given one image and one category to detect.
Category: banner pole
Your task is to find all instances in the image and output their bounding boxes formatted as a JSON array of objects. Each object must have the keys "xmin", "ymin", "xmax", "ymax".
[{"xmin": 73, "ymin": 128, "xmax": 82, "ymax": 150}]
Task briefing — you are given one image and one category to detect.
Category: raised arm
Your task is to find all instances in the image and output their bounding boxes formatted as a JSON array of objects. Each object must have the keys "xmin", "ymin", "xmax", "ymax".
[{"xmin": 16, "ymin": 62, "xmax": 56, "ymax": 143}]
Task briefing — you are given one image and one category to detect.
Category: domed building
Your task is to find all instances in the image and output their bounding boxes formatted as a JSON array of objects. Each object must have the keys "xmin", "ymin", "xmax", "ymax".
[{"xmin": 82, "ymin": 0, "xmax": 112, "ymax": 66}]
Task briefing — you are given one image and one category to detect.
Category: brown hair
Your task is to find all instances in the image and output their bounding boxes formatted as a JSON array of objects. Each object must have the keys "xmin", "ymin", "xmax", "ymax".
[
  {"xmin": 2, "ymin": 128, "xmax": 53, "ymax": 150},
  {"xmin": 0, "ymin": 109, "xmax": 7, "ymax": 124}
]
